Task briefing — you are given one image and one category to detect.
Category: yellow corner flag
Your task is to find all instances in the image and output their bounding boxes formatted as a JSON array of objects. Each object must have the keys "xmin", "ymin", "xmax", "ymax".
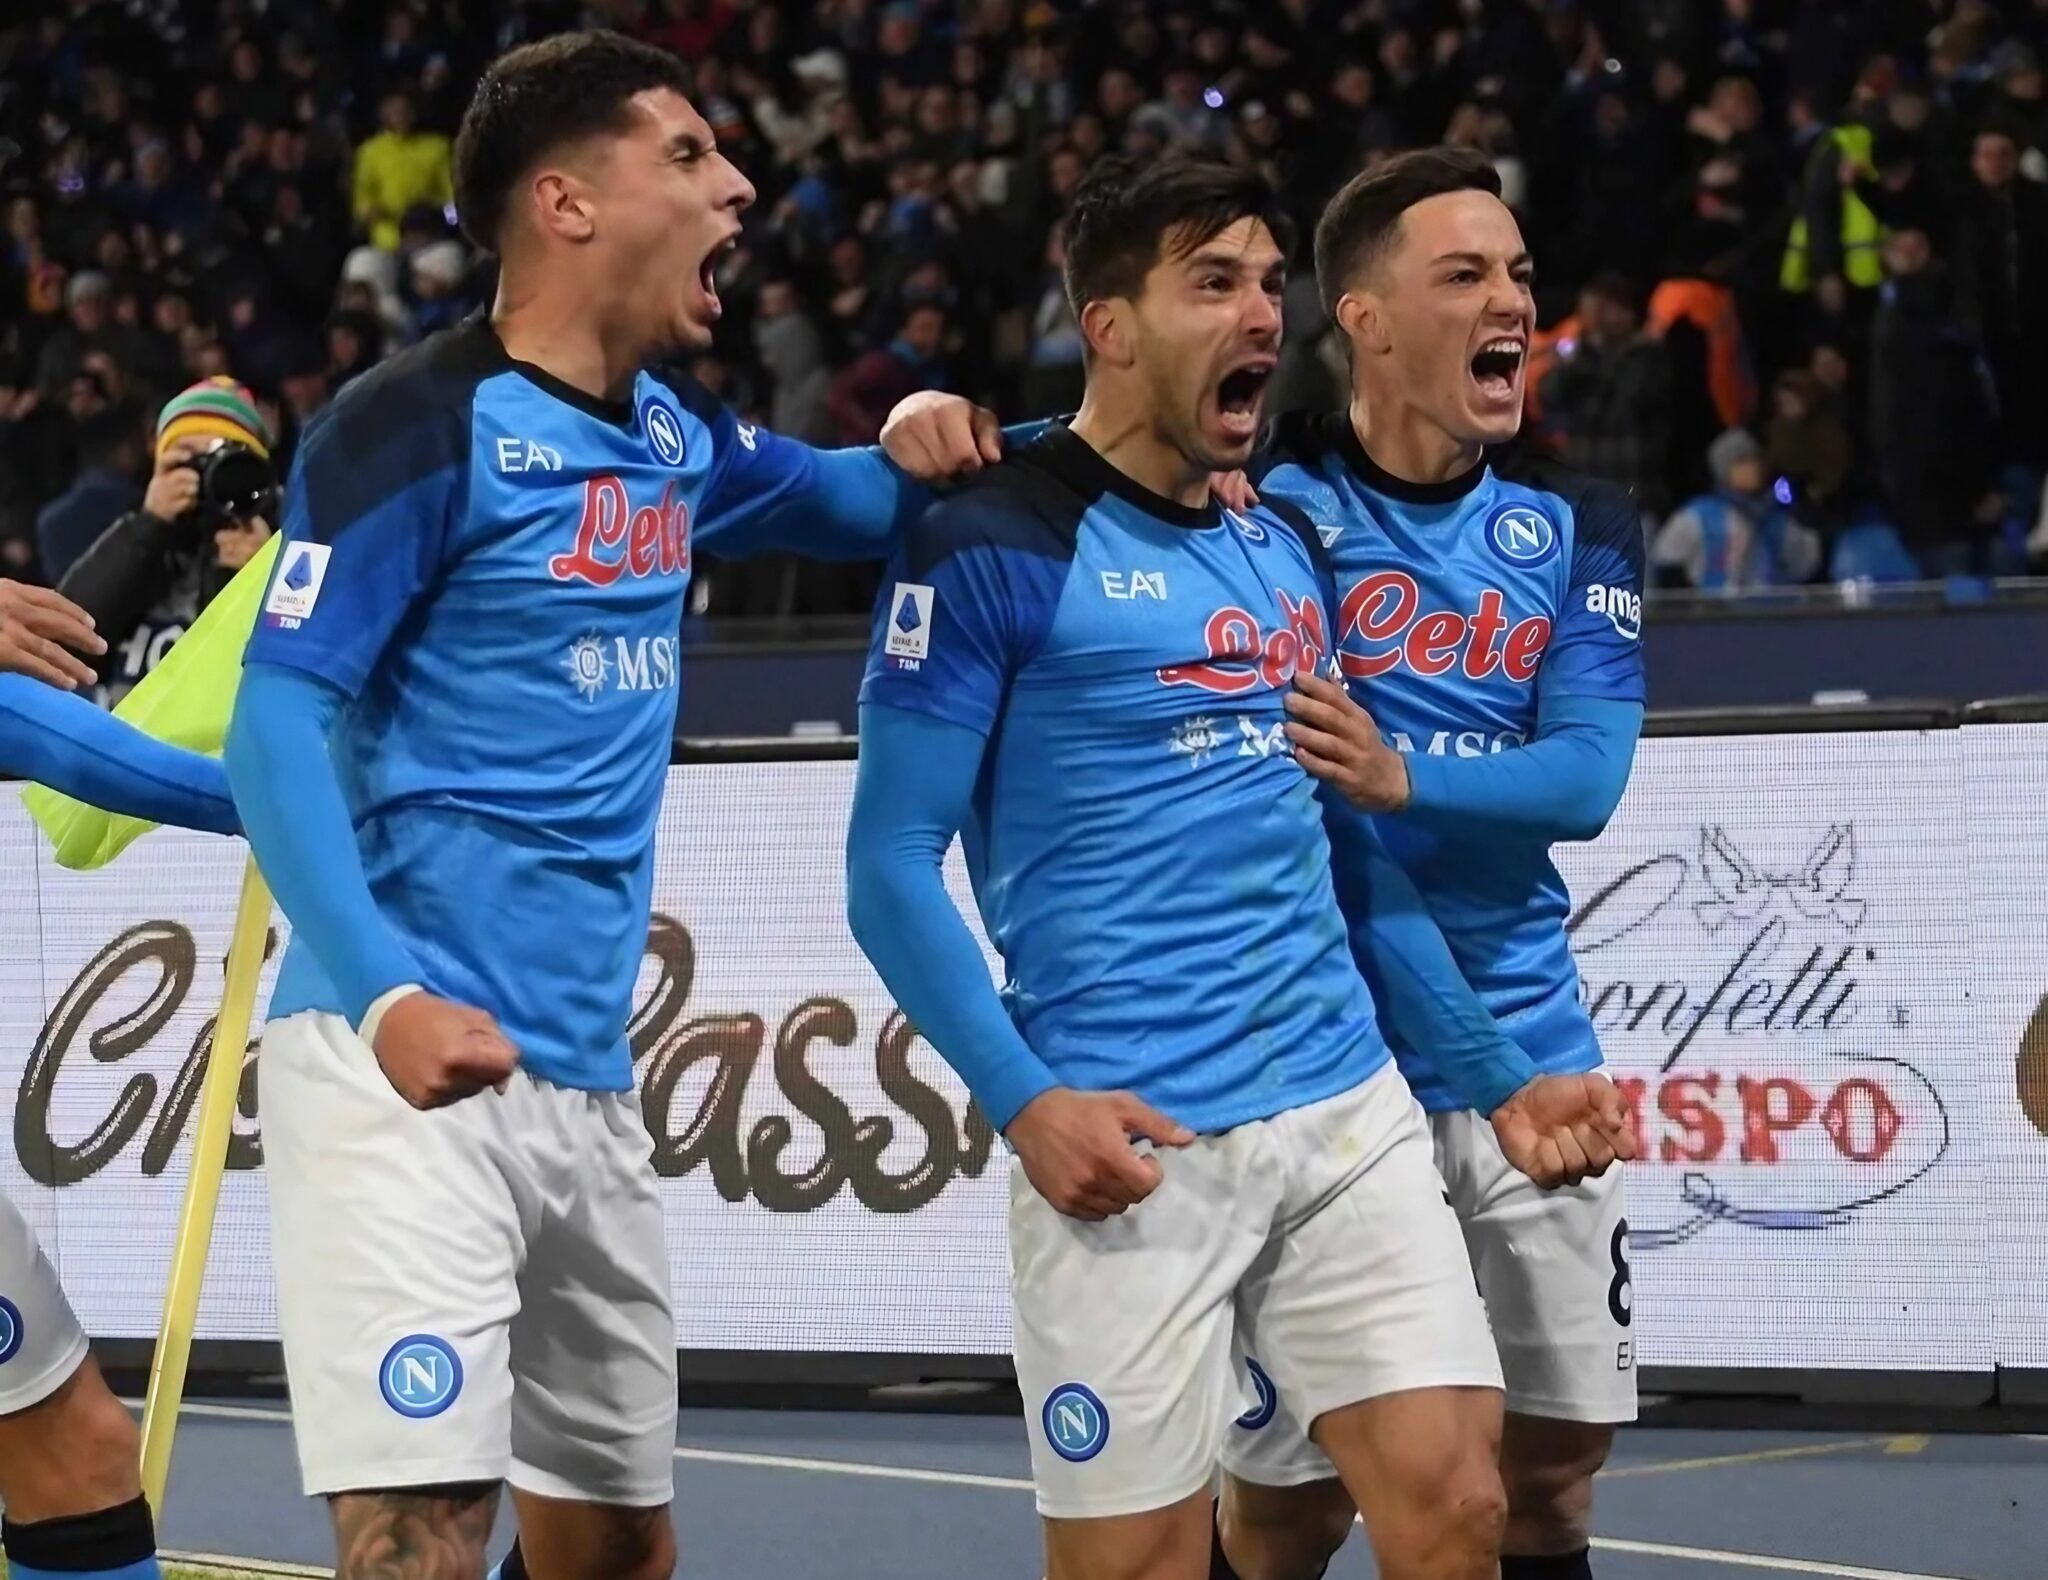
[{"xmin": 24, "ymin": 533, "xmax": 279, "ymax": 869}]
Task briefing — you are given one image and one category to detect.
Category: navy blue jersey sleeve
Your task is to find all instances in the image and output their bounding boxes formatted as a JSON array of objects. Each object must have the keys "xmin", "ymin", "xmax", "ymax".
[
  {"xmin": 659, "ymin": 374, "xmax": 908, "ymax": 562},
  {"xmin": 858, "ymin": 481, "xmax": 1073, "ymax": 737},
  {"xmin": 243, "ymin": 361, "xmax": 472, "ymax": 696},
  {"xmin": 1263, "ymin": 497, "xmax": 1342, "ymax": 662},
  {"xmin": 1543, "ymin": 480, "xmax": 1647, "ymax": 704}
]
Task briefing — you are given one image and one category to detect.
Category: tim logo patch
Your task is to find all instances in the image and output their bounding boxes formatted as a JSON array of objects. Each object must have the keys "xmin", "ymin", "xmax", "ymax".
[
  {"xmin": 264, "ymin": 543, "xmax": 332, "ymax": 627},
  {"xmin": 885, "ymin": 582, "xmax": 934, "ymax": 666}
]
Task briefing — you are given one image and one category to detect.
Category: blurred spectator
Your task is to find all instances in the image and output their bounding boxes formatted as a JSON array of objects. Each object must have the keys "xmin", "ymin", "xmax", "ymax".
[
  {"xmin": 327, "ymin": 310, "xmax": 385, "ymax": 393},
  {"xmin": 753, "ymin": 278, "xmax": 833, "ymax": 445},
  {"xmin": 35, "ymin": 402, "xmax": 143, "ymax": 583},
  {"xmin": 408, "ymin": 240, "xmax": 474, "ymax": 338},
  {"xmin": 352, "ymin": 91, "xmax": 453, "ymax": 253},
  {"xmin": 1539, "ymin": 273, "xmax": 1675, "ymax": 513},
  {"xmin": 827, "ymin": 300, "xmax": 949, "ymax": 447},
  {"xmin": 1953, "ymin": 126, "xmax": 2048, "ymax": 467},
  {"xmin": 8, "ymin": 0, "xmax": 2048, "ymax": 636},
  {"xmin": 1765, "ymin": 369, "xmax": 1855, "ymax": 528},
  {"xmin": 1654, "ymin": 429, "xmax": 1823, "ymax": 592},
  {"xmin": 56, "ymin": 378, "xmax": 277, "ymax": 704},
  {"xmin": 1022, "ymin": 220, "xmax": 1085, "ymax": 419},
  {"xmin": 36, "ymin": 272, "xmax": 120, "ymax": 402},
  {"xmin": 1868, "ymin": 230, "xmax": 2003, "ymax": 575}
]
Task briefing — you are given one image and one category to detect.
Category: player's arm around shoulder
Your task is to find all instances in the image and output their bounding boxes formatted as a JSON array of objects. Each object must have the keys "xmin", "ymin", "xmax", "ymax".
[{"xmin": 669, "ymin": 367, "xmax": 1006, "ymax": 561}]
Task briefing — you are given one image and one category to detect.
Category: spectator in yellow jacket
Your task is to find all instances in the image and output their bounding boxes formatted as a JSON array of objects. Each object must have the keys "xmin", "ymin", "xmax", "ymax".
[{"xmin": 351, "ymin": 91, "xmax": 451, "ymax": 251}]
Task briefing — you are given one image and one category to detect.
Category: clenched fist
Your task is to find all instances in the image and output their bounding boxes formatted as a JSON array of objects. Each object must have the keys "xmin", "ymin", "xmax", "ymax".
[
  {"xmin": 1491, "ymin": 1071, "xmax": 1638, "ymax": 1188},
  {"xmin": 371, "ymin": 991, "xmax": 520, "ymax": 1110},
  {"xmin": 879, "ymin": 390, "xmax": 1004, "ymax": 482}
]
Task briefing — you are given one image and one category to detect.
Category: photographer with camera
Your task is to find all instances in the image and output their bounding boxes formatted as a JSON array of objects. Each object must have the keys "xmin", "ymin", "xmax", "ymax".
[{"xmin": 56, "ymin": 377, "xmax": 279, "ymax": 705}]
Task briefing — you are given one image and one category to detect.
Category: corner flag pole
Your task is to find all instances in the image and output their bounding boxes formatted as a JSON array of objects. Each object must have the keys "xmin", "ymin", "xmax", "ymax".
[{"xmin": 139, "ymin": 854, "xmax": 273, "ymax": 1514}]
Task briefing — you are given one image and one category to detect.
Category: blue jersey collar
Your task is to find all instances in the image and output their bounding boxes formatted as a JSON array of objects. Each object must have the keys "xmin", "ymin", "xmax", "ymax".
[{"xmin": 1031, "ymin": 421, "xmax": 1222, "ymax": 531}]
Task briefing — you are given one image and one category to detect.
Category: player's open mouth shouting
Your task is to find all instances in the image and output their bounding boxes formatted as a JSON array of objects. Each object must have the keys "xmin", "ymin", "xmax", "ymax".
[
  {"xmin": 1468, "ymin": 333, "xmax": 1526, "ymax": 412},
  {"xmin": 1212, "ymin": 355, "xmax": 1277, "ymax": 448},
  {"xmin": 695, "ymin": 226, "xmax": 741, "ymax": 323}
]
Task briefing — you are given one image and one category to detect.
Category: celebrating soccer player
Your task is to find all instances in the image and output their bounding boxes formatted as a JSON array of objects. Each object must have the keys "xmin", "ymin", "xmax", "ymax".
[
  {"xmin": 842, "ymin": 153, "xmax": 1595, "ymax": 1580},
  {"xmin": 224, "ymin": 32, "xmax": 1001, "ymax": 1580},
  {"xmin": 0, "ymin": 578, "xmax": 237, "ymax": 1580},
  {"xmin": 1216, "ymin": 148, "xmax": 1646, "ymax": 1580}
]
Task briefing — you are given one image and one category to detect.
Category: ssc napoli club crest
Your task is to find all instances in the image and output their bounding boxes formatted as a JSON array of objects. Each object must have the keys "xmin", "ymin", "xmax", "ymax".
[
  {"xmin": 0, "ymin": 1296, "xmax": 23, "ymax": 1364},
  {"xmin": 641, "ymin": 396, "xmax": 687, "ymax": 466},
  {"xmin": 1235, "ymin": 1358, "xmax": 1278, "ymax": 1430},
  {"xmin": 379, "ymin": 1334, "xmax": 463, "ymax": 1419},
  {"xmin": 1486, "ymin": 502, "xmax": 1559, "ymax": 568},
  {"xmin": 1042, "ymin": 1382, "xmax": 1110, "ymax": 1462}
]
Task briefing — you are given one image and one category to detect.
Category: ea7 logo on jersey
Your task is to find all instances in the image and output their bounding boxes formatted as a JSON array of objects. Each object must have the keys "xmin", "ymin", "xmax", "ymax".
[
  {"xmin": 1102, "ymin": 569, "xmax": 1167, "ymax": 600},
  {"xmin": 262, "ymin": 542, "xmax": 331, "ymax": 627},
  {"xmin": 1487, "ymin": 503, "xmax": 1559, "ymax": 567},
  {"xmin": 495, "ymin": 437, "xmax": 562, "ymax": 472},
  {"xmin": 885, "ymin": 582, "xmax": 934, "ymax": 666},
  {"xmin": 1586, "ymin": 582, "xmax": 1643, "ymax": 639}
]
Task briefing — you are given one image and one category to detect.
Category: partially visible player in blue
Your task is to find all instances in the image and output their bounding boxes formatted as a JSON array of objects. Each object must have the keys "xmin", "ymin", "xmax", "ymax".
[
  {"xmin": 847, "ymin": 155, "xmax": 1631, "ymax": 1580},
  {"xmin": 222, "ymin": 33, "xmax": 1003, "ymax": 1580},
  {"xmin": 0, "ymin": 580, "xmax": 235, "ymax": 1580},
  {"xmin": 1218, "ymin": 148, "xmax": 1646, "ymax": 1580}
]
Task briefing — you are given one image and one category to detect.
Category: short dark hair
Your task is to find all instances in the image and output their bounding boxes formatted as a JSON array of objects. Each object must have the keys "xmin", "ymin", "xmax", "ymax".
[
  {"xmin": 1312, "ymin": 146, "xmax": 1502, "ymax": 315},
  {"xmin": 1062, "ymin": 153, "xmax": 1294, "ymax": 321},
  {"xmin": 454, "ymin": 31, "xmax": 694, "ymax": 252}
]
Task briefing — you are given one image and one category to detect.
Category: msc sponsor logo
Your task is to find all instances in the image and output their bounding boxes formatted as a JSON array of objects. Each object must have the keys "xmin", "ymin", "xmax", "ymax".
[
  {"xmin": 1487, "ymin": 502, "xmax": 1558, "ymax": 566},
  {"xmin": 1168, "ymin": 714, "xmax": 1293, "ymax": 767},
  {"xmin": 1587, "ymin": 582, "xmax": 1643, "ymax": 640},
  {"xmin": 550, "ymin": 478, "xmax": 692, "ymax": 587},
  {"xmin": 1389, "ymin": 727, "xmax": 1529, "ymax": 758},
  {"xmin": 564, "ymin": 633, "xmax": 681, "ymax": 700},
  {"xmin": 0, "ymin": 1296, "xmax": 22, "ymax": 1365},
  {"xmin": 1336, "ymin": 573, "xmax": 1549, "ymax": 683}
]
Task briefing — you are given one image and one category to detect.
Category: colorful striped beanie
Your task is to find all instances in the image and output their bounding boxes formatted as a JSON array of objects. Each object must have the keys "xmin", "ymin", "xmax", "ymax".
[{"xmin": 156, "ymin": 376, "xmax": 272, "ymax": 459}]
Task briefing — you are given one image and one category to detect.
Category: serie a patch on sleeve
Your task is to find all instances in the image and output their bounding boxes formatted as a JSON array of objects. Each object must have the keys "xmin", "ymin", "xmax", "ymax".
[
  {"xmin": 263, "ymin": 541, "xmax": 333, "ymax": 626},
  {"xmin": 884, "ymin": 582, "xmax": 935, "ymax": 664}
]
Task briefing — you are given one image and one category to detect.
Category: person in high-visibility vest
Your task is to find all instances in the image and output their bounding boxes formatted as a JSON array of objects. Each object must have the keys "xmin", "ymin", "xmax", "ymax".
[{"xmin": 1781, "ymin": 123, "xmax": 1890, "ymax": 311}]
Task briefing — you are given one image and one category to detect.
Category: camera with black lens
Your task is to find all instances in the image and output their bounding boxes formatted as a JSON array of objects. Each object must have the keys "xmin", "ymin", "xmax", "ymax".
[{"xmin": 185, "ymin": 441, "xmax": 281, "ymax": 528}]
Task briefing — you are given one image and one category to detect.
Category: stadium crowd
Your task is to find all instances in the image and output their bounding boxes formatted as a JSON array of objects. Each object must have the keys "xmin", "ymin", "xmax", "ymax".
[{"xmin": 4, "ymin": 0, "xmax": 2048, "ymax": 682}]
